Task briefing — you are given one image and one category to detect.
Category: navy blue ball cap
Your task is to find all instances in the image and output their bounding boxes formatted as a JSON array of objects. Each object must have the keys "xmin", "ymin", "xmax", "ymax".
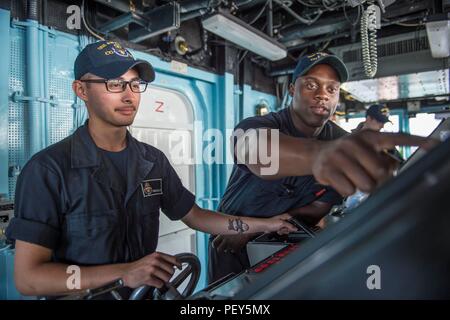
[
  {"xmin": 292, "ymin": 52, "xmax": 348, "ymax": 83},
  {"xmin": 74, "ymin": 41, "xmax": 155, "ymax": 82},
  {"xmin": 366, "ymin": 104, "xmax": 392, "ymax": 124}
]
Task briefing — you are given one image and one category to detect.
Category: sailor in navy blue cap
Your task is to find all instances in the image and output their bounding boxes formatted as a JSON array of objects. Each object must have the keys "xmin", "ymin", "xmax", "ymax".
[
  {"xmin": 353, "ymin": 104, "xmax": 392, "ymax": 132},
  {"xmin": 353, "ymin": 104, "xmax": 404, "ymax": 163},
  {"xmin": 208, "ymin": 51, "xmax": 432, "ymax": 283},
  {"xmin": 74, "ymin": 41, "xmax": 155, "ymax": 82},
  {"xmin": 292, "ymin": 51, "xmax": 349, "ymax": 83},
  {"xmin": 6, "ymin": 40, "xmax": 296, "ymax": 299},
  {"xmin": 208, "ymin": 52, "xmax": 352, "ymax": 283}
]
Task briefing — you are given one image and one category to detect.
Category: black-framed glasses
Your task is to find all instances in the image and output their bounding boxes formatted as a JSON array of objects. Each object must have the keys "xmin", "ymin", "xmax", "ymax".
[{"xmin": 80, "ymin": 78, "xmax": 148, "ymax": 93}]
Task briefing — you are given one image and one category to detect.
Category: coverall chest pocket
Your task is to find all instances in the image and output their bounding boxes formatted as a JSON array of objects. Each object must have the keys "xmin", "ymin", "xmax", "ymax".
[
  {"xmin": 64, "ymin": 209, "xmax": 121, "ymax": 264},
  {"xmin": 139, "ymin": 192, "xmax": 162, "ymax": 213},
  {"xmin": 66, "ymin": 209, "xmax": 119, "ymax": 238}
]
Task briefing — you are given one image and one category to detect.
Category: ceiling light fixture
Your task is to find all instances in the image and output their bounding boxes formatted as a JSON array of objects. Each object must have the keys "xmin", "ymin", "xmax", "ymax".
[{"xmin": 202, "ymin": 11, "xmax": 287, "ymax": 61}]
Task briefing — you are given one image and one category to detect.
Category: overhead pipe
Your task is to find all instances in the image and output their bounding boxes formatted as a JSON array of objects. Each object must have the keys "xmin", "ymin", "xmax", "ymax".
[
  {"xmin": 381, "ymin": 11, "xmax": 428, "ymax": 27},
  {"xmin": 280, "ymin": 8, "xmax": 428, "ymax": 47},
  {"xmin": 179, "ymin": 0, "xmax": 266, "ymax": 13},
  {"xmin": 92, "ymin": 0, "xmax": 264, "ymax": 15},
  {"xmin": 267, "ymin": 66, "xmax": 295, "ymax": 77},
  {"xmin": 287, "ymin": 32, "xmax": 351, "ymax": 51},
  {"xmin": 267, "ymin": 0, "xmax": 273, "ymax": 37},
  {"xmin": 181, "ymin": 9, "xmax": 210, "ymax": 22},
  {"xmin": 179, "ymin": 0, "xmax": 221, "ymax": 13},
  {"xmin": 93, "ymin": 0, "xmax": 267, "ymax": 23},
  {"xmin": 180, "ymin": 0, "xmax": 267, "ymax": 21},
  {"xmin": 281, "ymin": 10, "xmax": 428, "ymax": 50},
  {"xmin": 280, "ymin": 16, "xmax": 351, "ymax": 45},
  {"xmin": 91, "ymin": 0, "xmax": 143, "ymax": 15},
  {"xmin": 272, "ymin": 0, "xmax": 316, "ymax": 25}
]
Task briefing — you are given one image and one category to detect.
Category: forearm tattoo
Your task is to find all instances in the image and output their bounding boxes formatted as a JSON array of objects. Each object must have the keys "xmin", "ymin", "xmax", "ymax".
[{"xmin": 228, "ymin": 218, "xmax": 250, "ymax": 233}]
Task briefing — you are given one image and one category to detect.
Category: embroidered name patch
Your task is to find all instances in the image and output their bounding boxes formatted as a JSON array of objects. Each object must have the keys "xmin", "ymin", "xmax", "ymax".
[{"xmin": 141, "ymin": 179, "xmax": 163, "ymax": 197}]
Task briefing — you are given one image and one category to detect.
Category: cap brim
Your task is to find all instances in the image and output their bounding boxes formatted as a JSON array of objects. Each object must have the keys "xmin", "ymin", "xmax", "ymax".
[
  {"xmin": 89, "ymin": 59, "xmax": 155, "ymax": 82},
  {"xmin": 131, "ymin": 60, "xmax": 156, "ymax": 82},
  {"xmin": 299, "ymin": 55, "xmax": 349, "ymax": 83},
  {"xmin": 373, "ymin": 115, "xmax": 391, "ymax": 124}
]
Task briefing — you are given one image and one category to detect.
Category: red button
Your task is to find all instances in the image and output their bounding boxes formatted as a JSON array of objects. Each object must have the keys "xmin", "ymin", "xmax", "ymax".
[{"xmin": 315, "ymin": 188, "xmax": 326, "ymax": 197}]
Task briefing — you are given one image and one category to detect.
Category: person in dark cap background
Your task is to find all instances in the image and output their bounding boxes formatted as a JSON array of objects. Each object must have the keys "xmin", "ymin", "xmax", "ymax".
[
  {"xmin": 6, "ymin": 40, "xmax": 296, "ymax": 299},
  {"xmin": 208, "ymin": 52, "xmax": 430, "ymax": 283},
  {"xmin": 352, "ymin": 104, "xmax": 404, "ymax": 163},
  {"xmin": 353, "ymin": 104, "xmax": 392, "ymax": 133}
]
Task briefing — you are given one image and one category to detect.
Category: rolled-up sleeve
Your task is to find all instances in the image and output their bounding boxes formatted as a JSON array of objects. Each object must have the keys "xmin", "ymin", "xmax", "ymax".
[
  {"xmin": 6, "ymin": 161, "xmax": 62, "ymax": 249},
  {"xmin": 159, "ymin": 153, "xmax": 195, "ymax": 221}
]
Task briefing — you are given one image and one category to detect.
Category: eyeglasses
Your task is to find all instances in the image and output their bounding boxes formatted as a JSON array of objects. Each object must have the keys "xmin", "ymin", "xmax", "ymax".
[{"xmin": 80, "ymin": 78, "xmax": 148, "ymax": 93}]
